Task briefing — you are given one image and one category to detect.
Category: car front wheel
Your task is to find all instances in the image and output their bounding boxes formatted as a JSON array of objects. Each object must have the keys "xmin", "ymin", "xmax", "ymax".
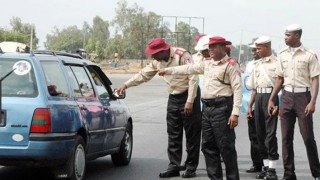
[{"xmin": 111, "ymin": 122, "xmax": 133, "ymax": 166}]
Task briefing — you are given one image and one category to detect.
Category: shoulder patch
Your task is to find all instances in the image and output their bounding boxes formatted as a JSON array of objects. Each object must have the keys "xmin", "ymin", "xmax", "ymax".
[
  {"xmin": 175, "ymin": 49, "xmax": 186, "ymax": 56},
  {"xmin": 228, "ymin": 58, "xmax": 237, "ymax": 65}
]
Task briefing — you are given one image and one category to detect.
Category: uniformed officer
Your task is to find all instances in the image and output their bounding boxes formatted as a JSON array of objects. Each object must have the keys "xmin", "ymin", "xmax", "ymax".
[
  {"xmin": 247, "ymin": 36, "xmax": 279, "ymax": 180},
  {"xmin": 193, "ymin": 35, "xmax": 211, "ymax": 95},
  {"xmin": 192, "ymin": 34, "xmax": 208, "ymax": 64},
  {"xmin": 159, "ymin": 36, "xmax": 242, "ymax": 180},
  {"xmin": 268, "ymin": 24, "xmax": 320, "ymax": 180},
  {"xmin": 116, "ymin": 38, "xmax": 202, "ymax": 178},
  {"xmin": 245, "ymin": 42, "xmax": 264, "ymax": 174}
]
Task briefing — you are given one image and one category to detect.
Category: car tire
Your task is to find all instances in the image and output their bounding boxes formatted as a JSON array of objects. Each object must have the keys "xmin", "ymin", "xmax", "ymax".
[
  {"xmin": 69, "ymin": 136, "xmax": 86, "ymax": 180},
  {"xmin": 111, "ymin": 122, "xmax": 133, "ymax": 166},
  {"xmin": 52, "ymin": 136, "xmax": 86, "ymax": 180}
]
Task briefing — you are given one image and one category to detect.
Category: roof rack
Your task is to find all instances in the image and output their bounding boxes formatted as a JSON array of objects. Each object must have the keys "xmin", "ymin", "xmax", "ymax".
[{"xmin": 32, "ymin": 50, "xmax": 83, "ymax": 59}]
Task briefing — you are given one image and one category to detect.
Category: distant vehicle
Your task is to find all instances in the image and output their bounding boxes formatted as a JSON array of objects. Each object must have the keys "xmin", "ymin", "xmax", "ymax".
[
  {"xmin": 0, "ymin": 41, "xmax": 30, "ymax": 53},
  {"xmin": 0, "ymin": 50, "xmax": 133, "ymax": 180}
]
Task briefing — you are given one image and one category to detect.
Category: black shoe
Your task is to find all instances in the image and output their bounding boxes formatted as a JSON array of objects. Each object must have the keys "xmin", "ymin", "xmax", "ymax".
[
  {"xmin": 182, "ymin": 169, "xmax": 196, "ymax": 178},
  {"xmin": 264, "ymin": 168, "xmax": 277, "ymax": 180},
  {"xmin": 246, "ymin": 166, "xmax": 262, "ymax": 173},
  {"xmin": 159, "ymin": 169, "xmax": 180, "ymax": 178},
  {"xmin": 179, "ymin": 164, "xmax": 186, "ymax": 171},
  {"xmin": 256, "ymin": 166, "xmax": 268, "ymax": 179}
]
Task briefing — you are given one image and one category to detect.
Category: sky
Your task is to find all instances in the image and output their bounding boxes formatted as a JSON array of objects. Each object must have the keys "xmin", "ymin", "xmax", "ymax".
[{"xmin": 1, "ymin": 0, "xmax": 320, "ymax": 56}]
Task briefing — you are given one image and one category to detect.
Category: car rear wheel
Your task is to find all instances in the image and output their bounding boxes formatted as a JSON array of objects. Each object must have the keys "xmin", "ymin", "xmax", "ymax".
[
  {"xmin": 53, "ymin": 136, "xmax": 86, "ymax": 180},
  {"xmin": 70, "ymin": 136, "xmax": 86, "ymax": 180},
  {"xmin": 111, "ymin": 122, "xmax": 133, "ymax": 166}
]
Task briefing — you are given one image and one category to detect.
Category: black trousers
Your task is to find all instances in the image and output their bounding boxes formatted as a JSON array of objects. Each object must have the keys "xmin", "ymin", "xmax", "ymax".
[
  {"xmin": 167, "ymin": 87, "xmax": 202, "ymax": 171},
  {"xmin": 254, "ymin": 93, "xmax": 279, "ymax": 161},
  {"xmin": 201, "ymin": 96, "xmax": 239, "ymax": 180},
  {"xmin": 280, "ymin": 90, "xmax": 320, "ymax": 179},
  {"xmin": 247, "ymin": 112, "xmax": 263, "ymax": 167}
]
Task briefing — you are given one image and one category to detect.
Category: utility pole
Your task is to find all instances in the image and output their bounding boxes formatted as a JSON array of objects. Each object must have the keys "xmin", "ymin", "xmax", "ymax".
[{"xmin": 30, "ymin": 25, "xmax": 33, "ymax": 51}]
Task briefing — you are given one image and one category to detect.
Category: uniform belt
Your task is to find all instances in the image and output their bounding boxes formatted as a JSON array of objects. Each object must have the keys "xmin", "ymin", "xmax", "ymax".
[
  {"xmin": 284, "ymin": 87, "xmax": 310, "ymax": 93},
  {"xmin": 201, "ymin": 96, "xmax": 232, "ymax": 107},
  {"xmin": 256, "ymin": 87, "xmax": 273, "ymax": 93}
]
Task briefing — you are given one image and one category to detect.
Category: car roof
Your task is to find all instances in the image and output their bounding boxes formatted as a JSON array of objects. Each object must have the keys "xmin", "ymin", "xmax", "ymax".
[{"xmin": 0, "ymin": 50, "xmax": 96, "ymax": 66}]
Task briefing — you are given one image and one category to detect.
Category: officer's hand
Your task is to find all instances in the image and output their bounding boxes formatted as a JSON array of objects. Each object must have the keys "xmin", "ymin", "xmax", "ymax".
[
  {"xmin": 268, "ymin": 100, "xmax": 276, "ymax": 116},
  {"xmin": 116, "ymin": 84, "xmax": 127, "ymax": 95},
  {"xmin": 247, "ymin": 107, "xmax": 253, "ymax": 121},
  {"xmin": 184, "ymin": 102, "xmax": 193, "ymax": 117},
  {"xmin": 228, "ymin": 115, "xmax": 238, "ymax": 129},
  {"xmin": 158, "ymin": 69, "xmax": 166, "ymax": 76},
  {"xmin": 305, "ymin": 101, "xmax": 316, "ymax": 116}
]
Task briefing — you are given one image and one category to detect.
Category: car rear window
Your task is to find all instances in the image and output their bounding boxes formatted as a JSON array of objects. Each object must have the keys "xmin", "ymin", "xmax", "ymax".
[
  {"xmin": 40, "ymin": 61, "xmax": 69, "ymax": 97},
  {"xmin": 0, "ymin": 59, "xmax": 38, "ymax": 97}
]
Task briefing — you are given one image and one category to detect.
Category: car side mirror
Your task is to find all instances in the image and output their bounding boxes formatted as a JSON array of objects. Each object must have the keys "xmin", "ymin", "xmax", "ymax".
[{"xmin": 113, "ymin": 89, "xmax": 126, "ymax": 99}]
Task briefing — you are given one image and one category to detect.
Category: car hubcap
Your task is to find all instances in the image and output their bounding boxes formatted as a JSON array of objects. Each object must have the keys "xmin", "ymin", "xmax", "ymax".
[
  {"xmin": 124, "ymin": 130, "xmax": 132, "ymax": 158},
  {"xmin": 74, "ymin": 145, "xmax": 85, "ymax": 179}
]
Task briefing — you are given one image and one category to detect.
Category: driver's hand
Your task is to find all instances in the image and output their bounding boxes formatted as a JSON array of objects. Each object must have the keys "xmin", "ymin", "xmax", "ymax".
[{"xmin": 116, "ymin": 84, "xmax": 127, "ymax": 95}]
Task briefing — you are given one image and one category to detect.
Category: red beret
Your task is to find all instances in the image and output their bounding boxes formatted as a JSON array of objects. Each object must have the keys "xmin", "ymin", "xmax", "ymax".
[
  {"xmin": 208, "ymin": 36, "xmax": 232, "ymax": 46},
  {"xmin": 145, "ymin": 38, "xmax": 170, "ymax": 55}
]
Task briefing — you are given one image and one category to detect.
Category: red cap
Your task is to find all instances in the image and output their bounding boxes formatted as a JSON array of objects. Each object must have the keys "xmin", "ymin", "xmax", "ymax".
[
  {"xmin": 208, "ymin": 36, "xmax": 232, "ymax": 46},
  {"xmin": 145, "ymin": 38, "xmax": 170, "ymax": 55},
  {"xmin": 194, "ymin": 34, "xmax": 206, "ymax": 42},
  {"xmin": 225, "ymin": 45, "xmax": 231, "ymax": 52}
]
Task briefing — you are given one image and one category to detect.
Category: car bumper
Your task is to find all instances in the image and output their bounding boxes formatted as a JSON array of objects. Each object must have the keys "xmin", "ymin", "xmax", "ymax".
[{"xmin": 0, "ymin": 136, "xmax": 76, "ymax": 167}]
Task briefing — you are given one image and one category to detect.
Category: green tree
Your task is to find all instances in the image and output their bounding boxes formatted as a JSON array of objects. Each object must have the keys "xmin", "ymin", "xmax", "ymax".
[
  {"xmin": 82, "ymin": 21, "xmax": 92, "ymax": 49},
  {"xmin": 0, "ymin": 17, "xmax": 39, "ymax": 48},
  {"xmin": 95, "ymin": 41, "xmax": 104, "ymax": 60},
  {"xmin": 45, "ymin": 26, "xmax": 83, "ymax": 51},
  {"xmin": 175, "ymin": 22, "xmax": 200, "ymax": 52},
  {"xmin": 10, "ymin": 17, "xmax": 39, "ymax": 47},
  {"xmin": 105, "ymin": 34, "xmax": 123, "ymax": 58},
  {"xmin": 92, "ymin": 16, "xmax": 110, "ymax": 48}
]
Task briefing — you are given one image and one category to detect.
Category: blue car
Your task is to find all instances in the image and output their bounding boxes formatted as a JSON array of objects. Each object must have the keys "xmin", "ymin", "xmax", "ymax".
[{"xmin": 0, "ymin": 50, "xmax": 133, "ymax": 180}]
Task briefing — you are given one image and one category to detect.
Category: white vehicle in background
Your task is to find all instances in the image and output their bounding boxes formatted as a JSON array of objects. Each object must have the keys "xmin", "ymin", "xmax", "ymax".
[{"xmin": 0, "ymin": 41, "xmax": 30, "ymax": 53}]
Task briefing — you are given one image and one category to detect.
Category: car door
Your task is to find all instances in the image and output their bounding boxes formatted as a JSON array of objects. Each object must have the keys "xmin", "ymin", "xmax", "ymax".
[
  {"xmin": 88, "ymin": 65, "xmax": 127, "ymax": 151},
  {"xmin": 64, "ymin": 64, "xmax": 105, "ymax": 154}
]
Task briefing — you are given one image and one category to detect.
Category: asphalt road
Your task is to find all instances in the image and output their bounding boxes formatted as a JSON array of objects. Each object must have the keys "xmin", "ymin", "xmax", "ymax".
[{"xmin": 1, "ymin": 74, "xmax": 320, "ymax": 180}]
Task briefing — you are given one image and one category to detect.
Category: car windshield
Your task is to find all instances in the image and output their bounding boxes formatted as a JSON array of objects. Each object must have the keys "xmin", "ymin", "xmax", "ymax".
[{"xmin": 0, "ymin": 59, "xmax": 38, "ymax": 97}]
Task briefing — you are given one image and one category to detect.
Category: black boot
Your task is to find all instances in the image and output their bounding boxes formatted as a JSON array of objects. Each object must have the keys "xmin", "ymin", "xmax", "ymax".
[
  {"xmin": 264, "ymin": 168, "xmax": 277, "ymax": 180},
  {"xmin": 256, "ymin": 166, "xmax": 268, "ymax": 179},
  {"xmin": 159, "ymin": 169, "xmax": 179, "ymax": 178}
]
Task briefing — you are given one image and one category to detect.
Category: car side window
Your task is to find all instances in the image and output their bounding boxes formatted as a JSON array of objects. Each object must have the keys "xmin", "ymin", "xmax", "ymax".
[
  {"xmin": 88, "ymin": 69, "xmax": 110, "ymax": 99},
  {"xmin": 65, "ymin": 65, "xmax": 95, "ymax": 97},
  {"xmin": 41, "ymin": 61, "xmax": 69, "ymax": 97}
]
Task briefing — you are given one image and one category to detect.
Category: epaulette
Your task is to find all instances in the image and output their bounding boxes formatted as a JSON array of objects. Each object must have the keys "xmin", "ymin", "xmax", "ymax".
[
  {"xmin": 228, "ymin": 58, "xmax": 237, "ymax": 65},
  {"xmin": 175, "ymin": 49, "xmax": 187, "ymax": 56},
  {"xmin": 304, "ymin": 47, "xmax": 316, "ymax": 55},
  {"xmin": 304, "ymin": 48, "xmax": 318, "ymax": 60}
]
